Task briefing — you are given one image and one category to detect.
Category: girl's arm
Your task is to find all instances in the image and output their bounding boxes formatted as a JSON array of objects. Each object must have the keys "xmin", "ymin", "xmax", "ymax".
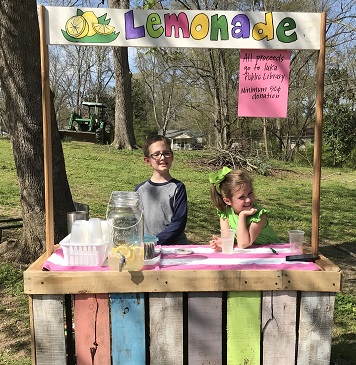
[
  {"xmin": 220, "ymin": 217, "xmax": 230, "ymax": 230},
  {"xmin": 236, "ymin": 211, "xmax": 266, "ymax": 248}
]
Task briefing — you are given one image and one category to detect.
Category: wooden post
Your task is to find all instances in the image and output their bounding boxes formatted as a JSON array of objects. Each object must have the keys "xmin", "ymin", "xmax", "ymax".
[
  {"xmin": 39, "ymin": 5, "xmax": 54, "ymax": 256},
  {"xmin": 311, "ymin": 12, "xmax": 326, "ymax": 256}
]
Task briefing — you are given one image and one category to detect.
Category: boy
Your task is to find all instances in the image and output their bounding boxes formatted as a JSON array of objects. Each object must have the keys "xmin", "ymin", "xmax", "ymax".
[{"xmin": 135, "ymin": 135, "xmax": 188, "ymax": 245}]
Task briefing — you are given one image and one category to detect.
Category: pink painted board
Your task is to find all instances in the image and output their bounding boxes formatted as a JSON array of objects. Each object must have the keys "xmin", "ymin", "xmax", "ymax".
[{"xmin": 74, "ymin": 293, "xmax": 111, "ymax": 365}]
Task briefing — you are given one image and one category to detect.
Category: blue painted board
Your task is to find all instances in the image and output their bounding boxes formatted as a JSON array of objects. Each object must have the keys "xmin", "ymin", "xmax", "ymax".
[{"xmin": 110, "ymin": 293, "xmax": 146, "ymax": 365}]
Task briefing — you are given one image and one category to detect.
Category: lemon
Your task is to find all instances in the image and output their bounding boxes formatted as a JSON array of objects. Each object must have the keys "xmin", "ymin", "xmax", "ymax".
[
  {"xmin": 93, "ymin": 23, "xmax": 115, "ymax": 35},
  {"xmin": 65, "ymin": 15, "xmax": 89, "ymax": 38},
  {"xmin": 82, "ymin": 11, "xmax": 99, "ymax": 37},
  {"xmin": 133, "ymin": 247, "xmax": 143, "ymax": 257},
  {"xmin": 113, "ymin": 245, "xmax": 135, "ymax": 261}
]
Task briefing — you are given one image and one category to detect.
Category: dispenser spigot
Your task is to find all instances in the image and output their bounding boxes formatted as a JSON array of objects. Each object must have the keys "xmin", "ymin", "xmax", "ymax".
[{"xmin": 118, "ymin": 252, "xmax": 126, "ymax": 272}]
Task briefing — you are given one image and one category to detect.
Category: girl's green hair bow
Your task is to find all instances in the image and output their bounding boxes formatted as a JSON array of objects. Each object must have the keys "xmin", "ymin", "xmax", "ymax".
[{"xmin": 209, "ymin": 166, "xmax": 232, "ymax": 192}]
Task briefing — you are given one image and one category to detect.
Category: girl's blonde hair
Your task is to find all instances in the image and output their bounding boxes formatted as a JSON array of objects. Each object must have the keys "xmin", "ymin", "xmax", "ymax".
[{"xmin": 210, "ymin": 169, "xmax": 253, "ymax": 211}]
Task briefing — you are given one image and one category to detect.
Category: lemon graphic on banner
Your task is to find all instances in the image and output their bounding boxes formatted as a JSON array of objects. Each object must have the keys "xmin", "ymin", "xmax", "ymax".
[
  {"xmin": 65, "ymin": 15, "xmax": 89, "ymax": 38},
  {"xmin": 82, "ymin": 11, "xmax": 99, "ymax": 37},
  {"xmin": 62, "ymin": 9, "xmax": 119, "ymax": 43},
  {"xmin": 93, "ymin": 23, "xmax": 115, "ymax": 35}
]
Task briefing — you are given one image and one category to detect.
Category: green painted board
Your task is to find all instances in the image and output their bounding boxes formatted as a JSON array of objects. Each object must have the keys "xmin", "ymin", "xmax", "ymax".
[{"xmin": 227, "ymin": 291, "xmax": 261, "ymax": 365}]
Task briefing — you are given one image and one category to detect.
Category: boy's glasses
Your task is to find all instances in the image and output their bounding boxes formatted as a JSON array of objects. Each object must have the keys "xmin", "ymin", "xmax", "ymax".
[{"xmin": 150, "ymin": 151, "xmax": 173, "ymax": 160}]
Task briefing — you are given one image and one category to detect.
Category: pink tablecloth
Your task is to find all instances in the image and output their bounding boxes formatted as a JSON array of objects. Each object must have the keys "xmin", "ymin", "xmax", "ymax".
[{"xmin": 42, "ymin": 244, "xmax": 320, "ymax": 272}]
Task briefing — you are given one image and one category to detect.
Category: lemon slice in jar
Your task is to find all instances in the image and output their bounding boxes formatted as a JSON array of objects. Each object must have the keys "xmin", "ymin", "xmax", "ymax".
[
  {"xmin": 133, "ymin": 247, "xmax": 143, "ymax": 256},
  {"xmin": 113, "ymin": 245, "xmax": 135, "ymax": 261}
]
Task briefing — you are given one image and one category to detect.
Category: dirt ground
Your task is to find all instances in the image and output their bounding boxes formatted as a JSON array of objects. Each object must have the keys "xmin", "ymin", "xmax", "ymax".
[{"xmin": 0, "ymin": 236, "xmax": 355, "ymax": 363}]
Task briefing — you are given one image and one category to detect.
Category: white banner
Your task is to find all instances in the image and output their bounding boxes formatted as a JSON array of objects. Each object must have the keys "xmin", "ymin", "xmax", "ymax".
[{"xmin": 43, "ymin": 7, "xmax": 322, "ymax": 50}]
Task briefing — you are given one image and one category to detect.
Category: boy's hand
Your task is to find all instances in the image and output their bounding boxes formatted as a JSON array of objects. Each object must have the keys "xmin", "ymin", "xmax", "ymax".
[{"xmin": 209, "ymin": 235, "xmax": 222, "ymax": 252}]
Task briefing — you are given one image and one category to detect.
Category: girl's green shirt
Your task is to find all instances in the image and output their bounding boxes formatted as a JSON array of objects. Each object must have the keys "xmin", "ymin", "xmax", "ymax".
[{"xmin": 217, "ymin": 204, "xmax": 280, "ymax": 244}]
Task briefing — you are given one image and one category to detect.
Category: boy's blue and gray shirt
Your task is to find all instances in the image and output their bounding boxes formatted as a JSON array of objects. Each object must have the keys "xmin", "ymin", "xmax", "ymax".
[{"xmin": 135, "ymin": 178, "xmax": 188, "ymax": 245}]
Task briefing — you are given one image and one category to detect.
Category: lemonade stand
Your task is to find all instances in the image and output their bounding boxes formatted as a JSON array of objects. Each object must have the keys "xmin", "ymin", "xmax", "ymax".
[{"xmin": 24, "ymin": 6, "xmax": 342, "ymax": 364}]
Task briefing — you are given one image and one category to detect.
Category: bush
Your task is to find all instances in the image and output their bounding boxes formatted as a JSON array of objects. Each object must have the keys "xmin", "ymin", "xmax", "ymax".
[
  {"xmin": 344, "ymin": 148, "xmax": 356, "ymax": 168},
  {"xmin": 294, "ymin": 143, "xmax": 335, "ymax": 167}
]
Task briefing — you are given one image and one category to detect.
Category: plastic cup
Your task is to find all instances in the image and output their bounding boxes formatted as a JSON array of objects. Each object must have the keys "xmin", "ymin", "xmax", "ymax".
[
  {"xmin": 70, "ymin": 220, "xmax": 88, "ymax": 244},
  {"xmin": 88, "ymin": 218, "xmax": 103, "ymax": 244},
  {"xmin": 220, "ymin": 229, "xmax": 236, "ymax": 254},
  {"xmin": 288, "ymin": 230, "xmax": 304, "ymax": 253},
  {"xmin": 101, "ymin": 220, "xmax": 108, "ymax": 243},
  {"xmin": 67, "ymin": 211, "xmax": 89, "ymax": 234}
]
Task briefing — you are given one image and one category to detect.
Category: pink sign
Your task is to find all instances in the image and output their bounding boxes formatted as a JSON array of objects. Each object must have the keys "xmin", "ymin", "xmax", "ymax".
[{"xmin": 238, "ymin": 49, "xmax": 290, "ymax": 117}]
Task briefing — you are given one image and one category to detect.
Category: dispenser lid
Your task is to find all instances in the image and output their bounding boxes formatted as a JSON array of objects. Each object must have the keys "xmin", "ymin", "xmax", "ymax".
[{"xmin": 144, "ymin": 233, "xmax": 158, "ymax": 243}]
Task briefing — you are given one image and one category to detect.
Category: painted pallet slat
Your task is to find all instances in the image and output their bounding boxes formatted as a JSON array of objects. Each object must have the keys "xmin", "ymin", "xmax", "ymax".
[
  {"xmin": 74, "ymin": 293, "xmax": 111, "ymax": 365},
  {"xmin": 188, "ymin": 292, "xmax": 223, "ymax": 364},
  {"xmin": 227, "ymin": 291, "xmax": 261, "ymax": 365},
  {"xmin": 32, "ymin": 294, "xmax": 66, "ymax": 365},
  {"xmin": 110, "ymin": 293, "xmax": 146, "ymax": 365},
  {"xmin": 297, "ymin": 292, "xmax": 336, "ymax": 365},
  {"xmin": 149, "ymin": 292, "xmax": 184, "ymax": 365},
  {"xmin": 262, "ymin": 291, "xmax": 297, "ymax": 364}
]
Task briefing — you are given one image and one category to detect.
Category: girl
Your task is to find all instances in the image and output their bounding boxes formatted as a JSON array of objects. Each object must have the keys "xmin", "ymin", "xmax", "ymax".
[{"xmin": 209, "ymin": 167, "xmax": 280, "ymax": 250}]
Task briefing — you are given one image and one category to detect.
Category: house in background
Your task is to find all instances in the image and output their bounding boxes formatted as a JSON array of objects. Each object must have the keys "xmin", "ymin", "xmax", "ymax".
[
  {"xmin": 163, "ymin": 130, "xmax": 205, "ymax": 150},
  {"xmin": 289, "ymin": 127, "xmax": 315, "ymax": 150}
]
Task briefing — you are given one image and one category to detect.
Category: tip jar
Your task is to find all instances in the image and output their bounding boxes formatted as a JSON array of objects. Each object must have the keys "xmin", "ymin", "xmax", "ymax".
[{"xmin": 106, "ymin": 191, "xmax": 144, "ymax": 271}]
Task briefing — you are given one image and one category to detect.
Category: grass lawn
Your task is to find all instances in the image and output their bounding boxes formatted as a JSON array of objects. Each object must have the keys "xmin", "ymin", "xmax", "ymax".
[{"xmin": 0, "ymin": 138, "xmax": 355, "ymax": 364}]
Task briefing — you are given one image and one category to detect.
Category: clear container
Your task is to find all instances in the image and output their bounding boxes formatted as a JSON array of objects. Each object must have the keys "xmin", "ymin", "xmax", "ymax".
[
  {"xmin": 144, "ymin": 233, "xmax": 159, "ymax": 260},
  {"xmin": 106, "ymin": 191, "xmax": 144, "ymax": 271}
]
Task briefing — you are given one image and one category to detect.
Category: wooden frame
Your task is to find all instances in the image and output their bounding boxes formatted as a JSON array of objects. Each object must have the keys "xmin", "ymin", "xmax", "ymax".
[
  {"xmin": 25, "ymin": 7, "xmax": 341, "ymax": 365},
  {"xmin": 38, "ymin": 6, "xmax": 327, "ymax": 257}
]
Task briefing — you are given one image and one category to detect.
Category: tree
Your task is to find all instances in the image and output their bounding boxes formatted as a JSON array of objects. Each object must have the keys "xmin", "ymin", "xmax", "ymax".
[
  {"xmin": 0, "ymin": 0, "xmax": 74, "ymax": 262},
  {"xmin": 131, "ymin": 75, "xmax": 157, "ymax": 145},
  {"xmin": 49, "ymin": 44, "xmax": 115, "ymax": 128},
  {"xmin": 136, "ymin": 48, "xmax": 192, "ymax": 135},
  {"xmin": 108, "ymin": 0, "xmax": 137, "ymax": 149},
  {"xmin": 323, "ymin": 66, "xmax": 356, "ymax": 165}
]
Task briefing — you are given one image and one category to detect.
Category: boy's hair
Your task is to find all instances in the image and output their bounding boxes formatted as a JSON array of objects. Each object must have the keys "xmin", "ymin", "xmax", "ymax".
[
  {"xmin": 142, "ymin": 135, "xmax": 172, "ymax": 157},
  {"xmin": 210, "ymin": 169, "xmax": 253, "ymax": 211}
]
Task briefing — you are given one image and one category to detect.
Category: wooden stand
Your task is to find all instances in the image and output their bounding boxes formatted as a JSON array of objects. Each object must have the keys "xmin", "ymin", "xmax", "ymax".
[
  {"xmin": 25, "ymin": 8, "xmax": 341, "ymax": 365},
  {"xmin": 24, "ymin": 251, "xmax": 341, "ymax": 365}
]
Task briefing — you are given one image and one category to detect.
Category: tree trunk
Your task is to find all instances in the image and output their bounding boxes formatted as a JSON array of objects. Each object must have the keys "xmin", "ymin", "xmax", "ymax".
[
  {"xmin": 0, "ymin": 0, "xmax": 74, "ymax": 262},
  {"xmin": 108, "ymin": 0, "xmax": 136, "ymax": 150}
]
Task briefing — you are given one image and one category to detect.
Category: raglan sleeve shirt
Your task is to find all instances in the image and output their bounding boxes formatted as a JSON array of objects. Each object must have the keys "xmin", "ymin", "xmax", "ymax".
[{"xmin": 135, "ymin": 178, "xmax": 188, "ymax": 245}]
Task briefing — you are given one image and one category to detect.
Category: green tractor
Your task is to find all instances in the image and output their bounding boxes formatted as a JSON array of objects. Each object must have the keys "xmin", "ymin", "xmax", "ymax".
[{"xmin": 59, "ymin": 101, "xmax": 113, "ymax": 144}]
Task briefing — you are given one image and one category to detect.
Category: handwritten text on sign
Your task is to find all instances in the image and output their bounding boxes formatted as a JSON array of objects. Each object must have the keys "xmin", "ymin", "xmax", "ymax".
[{"xmin": 238, "ymin": 50, "xmax": 291, "ymax": 117}]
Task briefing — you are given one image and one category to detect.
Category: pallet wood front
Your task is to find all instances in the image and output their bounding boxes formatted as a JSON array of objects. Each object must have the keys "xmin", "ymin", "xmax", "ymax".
[{"xmin": 29, "ymin": 290, "xmax": 335, "ymax": 365}]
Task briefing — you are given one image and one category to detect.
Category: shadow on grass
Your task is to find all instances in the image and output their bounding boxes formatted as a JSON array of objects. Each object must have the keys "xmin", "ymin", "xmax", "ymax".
[{"xmin": 331, "ymin": 331, "xmax": 356, "ymax": 365}]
